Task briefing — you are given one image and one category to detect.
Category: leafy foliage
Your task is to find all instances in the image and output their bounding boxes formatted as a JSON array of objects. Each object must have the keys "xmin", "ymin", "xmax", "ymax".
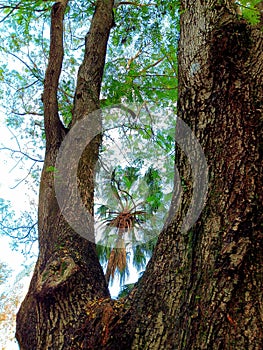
[
  {"xmin": 104, "ymin": 0, "xmax": 179, "ymax": 106},
  {"xmin": 96, "ymin": 163, "xmax": 164, "ymax": 284},
  {"xmin": 239, "ymin": 1, "xmax": 262, "ymax": 24}
]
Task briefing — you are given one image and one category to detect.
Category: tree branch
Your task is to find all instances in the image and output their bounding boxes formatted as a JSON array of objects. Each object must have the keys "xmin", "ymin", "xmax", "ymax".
[
  {"xmin": 137, "ymin": 56, "xmax": 165, "ymax": 74},
  {"xmin": 0, "ymin": 1, "xmax": 22, "ymax": 23},
  {"xmin": 10, "ymin": 162, "xmax": 37, "ymax": 189},
  {"xmin": 72, "ymin": 0, "xmax": 115, "ymax": 122},
  {"xmin": 115, "ymin": 1, "xmax": 157, "ymax": 8},
  {"xmin": 0, "ymin": 222, "xmax": 37, "ymax": 240},
  {"xmin": 0, "ymin": 147, "xmax": 44, "ymax": 163},
  {"xmin": 0, "ymin": 47, "xmax": 43, "ymax": 81},
  {"xmin": 42, "ymin": 1, "xmax": 68, "ymax": 151}
]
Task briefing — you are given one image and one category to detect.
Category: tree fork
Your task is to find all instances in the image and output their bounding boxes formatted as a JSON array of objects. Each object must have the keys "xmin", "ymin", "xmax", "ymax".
[{"xmin": 16, "ymin": 1, "xmax": 115, "ymax": 349}]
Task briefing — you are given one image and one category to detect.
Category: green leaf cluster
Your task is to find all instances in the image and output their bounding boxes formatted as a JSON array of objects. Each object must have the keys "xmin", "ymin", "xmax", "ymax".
[{"xmin": 239, "ymin": 1, "xmax": 262, "ymax": 24}]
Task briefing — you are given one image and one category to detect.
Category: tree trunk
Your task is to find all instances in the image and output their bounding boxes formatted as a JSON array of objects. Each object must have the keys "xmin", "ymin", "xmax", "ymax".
[
  {"xmin": 16, "ymin": 1, "xmax": 114, "ymax": 349},
  {"xmin": 127, "ymin": 1, "xmax": 263, "ymax": 349},
  {"xmin": 16, "ymin": 1, "xmax": 263, "ymax": 349}
]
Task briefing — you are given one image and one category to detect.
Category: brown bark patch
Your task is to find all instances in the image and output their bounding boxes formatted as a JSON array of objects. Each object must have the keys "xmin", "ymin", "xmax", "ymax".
[{"xmin": 69, "ymin": 297, "xmax": 131, "ymax": 350}]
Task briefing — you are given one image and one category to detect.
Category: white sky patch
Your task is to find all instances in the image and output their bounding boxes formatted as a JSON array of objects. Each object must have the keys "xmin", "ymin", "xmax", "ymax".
[
  {"xmin": 0, "ymin": 236, "xmax": 25, "ymax": 270},
  {"xmin": 0, "ymin": 118, "xmax": 40, "ymax": 211}
]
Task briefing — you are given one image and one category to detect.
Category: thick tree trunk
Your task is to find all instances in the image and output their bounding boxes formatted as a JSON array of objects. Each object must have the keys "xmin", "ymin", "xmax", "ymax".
[
  {"xmin": 127, "ymin": 1, "xmax": 263, "ymax": 349},
  {"xmin": 16, "ymin": 1, "xmax": 262, "ymax": 349}
]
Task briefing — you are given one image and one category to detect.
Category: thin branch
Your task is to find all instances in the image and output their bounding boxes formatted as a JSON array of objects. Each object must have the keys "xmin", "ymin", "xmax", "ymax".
[
  {"xmin": 0, "ymin": 47, "xmax": 43, "ymax": 81},
  {"xmin": 16, "ymin": 79, "xmax": 41, "ymax": 92},
  {"xmin": 8, "ymin": 156, "xmax": 23, "ymax": 174},
  {"xmin": 146, "ymin": 86, "xmax": 177, "ymax": 90},
  {"xmin": 58, "ymin": 85, "xmax": 74, "ymax": 100},
  {"xmin": 103, "ymin": 132, "xmax": 134, "ymax": 167},
  {"xmin": 0, "ymin": 222, "xmax": 37, "ymax": 240},
  {"xmin": 0, "ymin": 147, "xmax": 44, "ymax": 163},
  {"xmin": 0, "ymin": 1, "xmax": 22, "ymax": 23},
  {"xmin": 164, "ymin": 53, "xmax": 177, "ymax": 75},
  {"xmin": 10, "ymin": 110, "xmax": 43, "ymax": 117},
  {"xmin": 116, "ymin": 1, "xmax": 157, "ymax": 8},
  {"xmin": 7, "ymin": 126, "xmax": 21, "ymax": 151},
  {"xmin": 126, "ymin": 49, "xmax": 143, "ymax": 69},
  {"xmin": 10, "ymin": 162, "xmax": 37, "ymax": 189},
  {"xmin": 130, "ymin": 73, "xmax": 176, "ymax": 78},
  {"xmin": 137, "ymin": 57, "xmax": 165, "ymax": 74}
]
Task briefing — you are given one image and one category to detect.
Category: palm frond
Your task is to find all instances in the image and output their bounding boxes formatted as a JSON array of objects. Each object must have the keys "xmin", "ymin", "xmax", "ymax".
[{"xmin": 105, "ymin": 237, "xmax": 127, "ymax": 285}]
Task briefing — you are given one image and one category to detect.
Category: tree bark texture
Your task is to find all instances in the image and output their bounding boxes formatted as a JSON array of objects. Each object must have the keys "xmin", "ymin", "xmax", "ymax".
[
  {"xmin": 16, "ymin": 1, "xmax": 263, "ymax": 349},
  {"xmin": 128, "ymin": 1, "xmax": 263, "ymax": 349}
]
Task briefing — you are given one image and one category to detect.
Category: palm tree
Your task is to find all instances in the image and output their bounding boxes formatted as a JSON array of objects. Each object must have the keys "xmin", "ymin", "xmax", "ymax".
[{"xmin": 96, "ymin": 165, "xmax": 164, "ymax": 285}]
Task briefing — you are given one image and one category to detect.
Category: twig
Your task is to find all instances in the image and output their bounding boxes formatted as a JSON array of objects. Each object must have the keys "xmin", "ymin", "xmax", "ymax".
[
  {"xmin": 0, "ymin": 1, "xmax": 22, "ymax": 23},
  {"xmin": 0, "ymin": 147, "xmax": 44, "ymax": 163},
  {"xmin": 115, "ymin": 1, "xmax": 157, "ymax": 8},
  {"xmin": 0, "ymin": 222, "xmax": 37, "ymax": 240},
  {"xmin": 10, "ymin": 162, "xmax": 37, "ymax": 189}
]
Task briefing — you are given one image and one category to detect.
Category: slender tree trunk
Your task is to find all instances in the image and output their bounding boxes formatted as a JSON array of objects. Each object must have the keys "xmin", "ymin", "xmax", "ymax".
[{"xmin": 16, "ymin": 1, "xmax": 262, "ymax": 349}]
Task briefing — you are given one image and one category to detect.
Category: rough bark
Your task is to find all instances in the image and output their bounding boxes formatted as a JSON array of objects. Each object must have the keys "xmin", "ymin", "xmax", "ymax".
[
  {"xmin": 16, "ymin": 0, "xmax": 263, "ymax": 349},
  {"xmin": 128, "ymin": 1, "xmax": 263, "ymax": 349}
]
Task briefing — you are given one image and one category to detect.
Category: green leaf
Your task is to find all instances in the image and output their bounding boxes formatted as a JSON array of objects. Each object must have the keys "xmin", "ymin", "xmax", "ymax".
[{"xmin": 45, "ymin": 166, "xmax": 58, "ymax": 173}]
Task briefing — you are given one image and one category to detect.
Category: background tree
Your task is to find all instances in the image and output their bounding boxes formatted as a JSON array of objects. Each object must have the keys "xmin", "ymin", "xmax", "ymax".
[{"xmin": 0, "ymin": 0, "xmax": 261, "ymax": 348}]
